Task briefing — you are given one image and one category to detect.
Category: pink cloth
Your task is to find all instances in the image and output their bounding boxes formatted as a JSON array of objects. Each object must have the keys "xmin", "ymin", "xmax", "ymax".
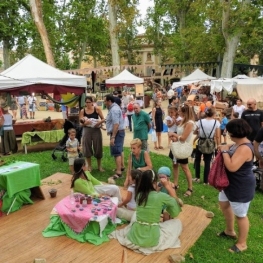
[{"xmin": 55, "ymin": 196, "xmax": 117, "ymax": 233}]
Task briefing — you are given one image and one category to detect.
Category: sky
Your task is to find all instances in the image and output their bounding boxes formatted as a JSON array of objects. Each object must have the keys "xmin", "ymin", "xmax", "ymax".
[{"xmin": 138, "ymin": 0, "xmax": 154, "ymax": 34}]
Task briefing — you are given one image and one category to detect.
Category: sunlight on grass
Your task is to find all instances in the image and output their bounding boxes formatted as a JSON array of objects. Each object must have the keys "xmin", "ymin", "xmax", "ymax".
[{"xmin": 2, "ymin": 147, "xmax": 262, "ymax": 263}]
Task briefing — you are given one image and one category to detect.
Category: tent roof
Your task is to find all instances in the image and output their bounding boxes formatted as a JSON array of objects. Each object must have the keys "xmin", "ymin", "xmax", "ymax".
[
  {"xmin": 181, "ymin": 69, "xmax": 216, "ymax": 81},
  {"xmin": 0, "ymin": 54, "xmax": 86, "ymax": 95},
  {"xmin": 105, "ymin": 69, "xmax": 144, "ymax": 86}
]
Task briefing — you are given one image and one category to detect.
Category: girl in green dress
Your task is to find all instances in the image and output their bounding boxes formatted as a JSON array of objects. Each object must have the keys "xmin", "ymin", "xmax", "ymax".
[{"xmin": 110, "ymin": 170, "xmax": 182, "ymax": 255}]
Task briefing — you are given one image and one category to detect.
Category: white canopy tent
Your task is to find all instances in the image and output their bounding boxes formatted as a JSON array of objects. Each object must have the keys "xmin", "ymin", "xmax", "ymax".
[
  {"xmin": 105, "ymin": 69, "xmax": 144, "ymax": 87},
  {"xmin": 0, "ymin": 54, "xmax": 86, "ymax": 95},
  {"xmin": 172, "ymin": 69, "xmax": 216, "ymax": 89},
  {"xmin": 211, "ymin": 76, "xmax": 263, "ymax": 102},
  {"xmin": 181, "ymin": 69, "xmax": 216, "ymax": 81}
]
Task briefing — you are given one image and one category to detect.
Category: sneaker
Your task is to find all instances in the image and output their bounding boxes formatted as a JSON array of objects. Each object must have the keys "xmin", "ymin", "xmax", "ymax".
[{"xmin": 192, "ymin": 178, "xmax": 200, "ymax": 183}]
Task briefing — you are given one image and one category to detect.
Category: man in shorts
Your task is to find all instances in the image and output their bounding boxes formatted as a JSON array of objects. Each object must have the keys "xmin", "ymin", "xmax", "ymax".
[{"xmin": 104, "ymin": 94, "xmax": 125, "ymax": 179}]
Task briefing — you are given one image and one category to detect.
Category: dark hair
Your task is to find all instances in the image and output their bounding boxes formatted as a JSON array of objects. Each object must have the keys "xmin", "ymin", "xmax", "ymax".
[
  {"xmin": 131, "ymin": 169, "xmax": 142, "ymax": 181},
  {"xmin": 113, "ymin": 90, "xmax": 118, "ymax": 95},
  {"xmin": 105, "ymin": 94, "xmax": 115, "ymax": 103},
  {"xmin": 171, "ymin": 95, "xmax": 177, "ymax": 100},
  {"xmin": 85, "ymin": 96, "xmax": 93, "ymax": 102},
  {"xmin": 70, "ymin": 158, "xmax": 88, "ymax": 188},
  {"xmin": 135, "ymin": 170, "xmax": 157, "ymax": 206},
  {"xmin": 205, "ymin": 107, "xmax": 215, "ymax": 117},
  {"xmin": 236, "ymin": 99, "xmax": 242, "ymax": 103},
  {"xmin": 233, "ymin": 112, "xmax": 239, "ymax": 118},
  {"xmin": 226, "ymin": 119, "xmax": 252, "ymax": 138}
]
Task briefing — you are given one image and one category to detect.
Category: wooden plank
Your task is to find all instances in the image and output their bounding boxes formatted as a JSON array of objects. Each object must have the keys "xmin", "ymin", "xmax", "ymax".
[{"xmin": 0, "ymin": 173, "xmax": 212, "ymax": 263}]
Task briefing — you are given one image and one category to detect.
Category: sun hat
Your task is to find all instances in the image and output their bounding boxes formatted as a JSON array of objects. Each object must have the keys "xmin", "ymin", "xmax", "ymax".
[{"xmin": 157, "ymin": 167, "xmax": 171, "ymax": 177}]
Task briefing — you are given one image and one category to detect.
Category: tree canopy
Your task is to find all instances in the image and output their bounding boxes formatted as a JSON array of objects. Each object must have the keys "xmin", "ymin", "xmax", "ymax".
[{"xmin": 0, "ymin": 0, "xmax": 262, "ymax": 77}]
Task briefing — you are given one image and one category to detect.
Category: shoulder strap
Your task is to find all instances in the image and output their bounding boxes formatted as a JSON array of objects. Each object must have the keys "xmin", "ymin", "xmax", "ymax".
[
  {"xmin": 200, "ymin": 120, "xmax": 207, "ymax": 138},
  {"xmin": 200, "ymin": 120, "xmax": 216, "ymax": 139},
  {"xmin": 208, "ymin": 120, "xmax": 217, "ymax": 139}
]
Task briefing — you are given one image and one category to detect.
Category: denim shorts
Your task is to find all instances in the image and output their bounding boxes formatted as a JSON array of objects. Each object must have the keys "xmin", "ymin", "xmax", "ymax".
[{"xmin": 110, "ymin": 130, "xmax": 125, "ymax": 157}]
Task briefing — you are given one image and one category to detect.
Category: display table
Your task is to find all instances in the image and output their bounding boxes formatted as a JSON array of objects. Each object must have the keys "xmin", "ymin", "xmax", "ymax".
[
  {"xmin": 0, "ymin": 161, "xmax": 43, "ymax": 213},
  {"xmin": 42, "ymin": 196, "xmax": 118, "ymax": 245},
  {"xmin": 21, "ymin": 129, "xmax": 65, "ymax": 154},
  {"xmin": 14, "ymin": 119, "xmax": 64, "ymax": 136}
]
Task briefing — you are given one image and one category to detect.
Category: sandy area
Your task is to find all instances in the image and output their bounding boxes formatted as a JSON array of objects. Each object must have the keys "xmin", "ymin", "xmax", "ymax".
[{"xmin": 13, "ymin": 99, "xmax": 171, "ymax": 156}]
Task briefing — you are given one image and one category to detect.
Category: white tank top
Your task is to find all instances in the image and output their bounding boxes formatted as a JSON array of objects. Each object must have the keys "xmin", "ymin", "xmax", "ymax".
[{"xmin": 177, "ymin": 120, "xmax": 195, "ymax": 143}]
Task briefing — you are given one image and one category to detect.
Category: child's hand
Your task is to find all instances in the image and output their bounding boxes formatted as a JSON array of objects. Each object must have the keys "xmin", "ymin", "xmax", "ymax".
[{"xmin": 159, "ymin": 177, "xmax": 169, "ymax": 187}]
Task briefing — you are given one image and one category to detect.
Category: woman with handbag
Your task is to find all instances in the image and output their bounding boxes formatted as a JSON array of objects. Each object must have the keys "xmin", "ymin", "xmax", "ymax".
[
  {"xmin": 217, "ymin": 119, "xmax": 255, "ymax": 253},
  {"xmin": 168, "ymin": 104, "xmax": 195, "ymax": 197},
  {"xmin": 193, "ymin": 107, "xmax": 220, "ymax": 184}
]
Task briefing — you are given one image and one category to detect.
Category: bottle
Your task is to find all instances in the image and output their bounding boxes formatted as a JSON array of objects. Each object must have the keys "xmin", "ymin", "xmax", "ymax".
[{"xmin": 70, "ymin": 189, "xmax": 75, "ymax": 204}]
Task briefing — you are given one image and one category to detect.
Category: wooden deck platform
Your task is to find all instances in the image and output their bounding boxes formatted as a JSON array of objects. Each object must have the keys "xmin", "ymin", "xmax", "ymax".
[{"xmin": 0, "ymin": 173, "xmax": 212, "ymax": 263}]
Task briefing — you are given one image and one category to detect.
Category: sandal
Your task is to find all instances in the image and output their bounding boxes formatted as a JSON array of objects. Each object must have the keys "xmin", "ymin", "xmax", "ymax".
[
  {"xmin": 159, "ymin": 146, "xmax": 164, "ymax": 149},
  {"xmin": 112, "ymin": 173, "xmax": 122, "ymax": 180},
  {"xmin": 229, "ymin": 244, "xmax": 246, "ymax": 253},
  {"xmin": 217, "ymin": 231, "xmax": 237, "ymax": 240},
  {"xmin": 183, "ymin": 188, "xmax": 193, "ymax": 197},
  {"xmin": 113, "ymin": 167, "xmax": 125, "ymax": 172},
  {"xmin": 192, "ymin": 178, "xmax": 200, "ymax": 183},
  {"xmin": 172, "ymin": 185, "xmax": 179, "ymax": 190}
]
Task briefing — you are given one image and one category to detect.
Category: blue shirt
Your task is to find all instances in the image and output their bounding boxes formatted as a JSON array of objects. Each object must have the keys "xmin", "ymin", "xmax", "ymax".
[
  {"xmin": 220, "ymin": 117, "xmax": 228, "ymax": 130},
  {"xmin": 106, "ymin": 102, "xmax": 124, "ymax": 133}
]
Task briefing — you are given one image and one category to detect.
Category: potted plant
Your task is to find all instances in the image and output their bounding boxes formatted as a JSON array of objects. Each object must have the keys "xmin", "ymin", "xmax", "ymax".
[{"xmin": 144, "ymin": 91, "xmax": 153, "ymax": 108}]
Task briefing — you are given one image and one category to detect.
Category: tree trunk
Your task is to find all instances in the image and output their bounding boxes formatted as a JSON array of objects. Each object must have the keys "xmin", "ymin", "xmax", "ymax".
[
  {"xmin": 108, "ymin": 0, "xmax": 120, "ymax": 71},
  {"xmin": 220, "ymin": 0, "xmax": 250, "ymax": 77},
  {"xmin": 3, "ymin": 39, "xmax": 10, "ymax": 69},
  {"xmin": 221, "ymin": 36, "xmax": 240, "ymax": 78},
  {"xmin": 29, "ymin": 0, "xmax": 56, "ymax": 67},
  {"xmin": 78, "ymin": 40, "xmax": 88, "ymax": 69}
]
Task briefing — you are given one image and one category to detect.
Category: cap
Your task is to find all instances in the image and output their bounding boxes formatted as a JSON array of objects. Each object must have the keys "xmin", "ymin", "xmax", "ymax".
[{"xmin": 157, "ymin": 166, "xmax": 171, "ymax": 177}]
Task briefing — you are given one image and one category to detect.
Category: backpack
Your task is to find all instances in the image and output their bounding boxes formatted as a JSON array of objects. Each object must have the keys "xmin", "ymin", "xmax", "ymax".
[
  {"xmin": 198, "ymin": 120, "xmax": 216, "ymax": 154},
  {"xmin": 127, "ymin": 103, "xmax": 133, "ymax": 112}
]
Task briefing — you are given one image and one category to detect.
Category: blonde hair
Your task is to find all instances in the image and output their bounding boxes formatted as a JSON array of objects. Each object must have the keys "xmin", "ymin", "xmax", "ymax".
[
  {"xmin": 180, "ymin": 104, "xmax": 194, "ymax": 126},
  {"xmin": 130, "ymin": 138, "xmax": 142, "ymax": 147}
]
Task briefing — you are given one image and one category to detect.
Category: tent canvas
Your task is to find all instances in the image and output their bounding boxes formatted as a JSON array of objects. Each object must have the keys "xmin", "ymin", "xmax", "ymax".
[
  {"xmin": 211, "ymin": 77, "xmax": 263, "ymax": 102},
  {"xmin": 105, "ymin": 69, "xmax": 144, "ymax": 87},
  {"xmin": 0, "ymin": 54, "xmax": 86, "ymax": 95},
  {"xmin": 181, "ymin": 69, "xmax": 216, "ymax": 81}
]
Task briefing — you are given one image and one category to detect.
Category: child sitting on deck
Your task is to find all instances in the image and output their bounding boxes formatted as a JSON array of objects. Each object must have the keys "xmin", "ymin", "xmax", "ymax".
[
  {"xmin": 117, "ymin": 169, "xmax": 141, "ymax": 221},
  {"xmin": 157, "ymin": 166, "xmax": 183, "ymax": 221}
]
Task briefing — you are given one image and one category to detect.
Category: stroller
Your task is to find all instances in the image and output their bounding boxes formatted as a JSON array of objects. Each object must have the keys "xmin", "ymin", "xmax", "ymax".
[
  {"xmin": 252, "ymin": 160, "xmax": 263, "ymax": 191},
  {"xmin": 51, "ymin": 119, "xmax": 83, "ymax": 162}
]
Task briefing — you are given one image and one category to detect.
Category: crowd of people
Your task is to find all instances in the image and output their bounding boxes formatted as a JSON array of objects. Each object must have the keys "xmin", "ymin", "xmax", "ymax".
[{"xmin": 71, "ymin": 86, "xmax": 260, "ymax": 255}]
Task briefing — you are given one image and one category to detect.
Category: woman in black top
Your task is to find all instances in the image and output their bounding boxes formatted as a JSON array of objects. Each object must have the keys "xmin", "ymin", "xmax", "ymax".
[
  {"xmin": 79, "ymin": 96, "xmax": 105, "ymax": 172},
  {"xmin": 218, "ymin": 119, "xmax": 255, "ymax": 253}
]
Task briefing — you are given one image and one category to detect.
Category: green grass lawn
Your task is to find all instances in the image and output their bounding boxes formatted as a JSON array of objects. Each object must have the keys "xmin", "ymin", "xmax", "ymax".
[{"xmin": 2, "ymin": 147, "xmax": 262, "ymax": 263}]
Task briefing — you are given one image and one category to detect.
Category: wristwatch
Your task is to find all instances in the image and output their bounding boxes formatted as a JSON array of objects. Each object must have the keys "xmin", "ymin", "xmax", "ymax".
[{"xmin": 222, "ymin": 150, "xmax": 228, "ymax": 154}]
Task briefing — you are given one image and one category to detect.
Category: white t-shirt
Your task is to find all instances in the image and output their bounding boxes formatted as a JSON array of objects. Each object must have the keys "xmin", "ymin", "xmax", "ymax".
[
  {"xmin": 28, "ymin": 96, "xmax": 37, "ymax": 104},
  {"xmin": 165, "ymin": 116, "xmax": 182, "ymax": 132},
  {"xmin": 167, "ymin": 89, "xmax": 174, "ymax": 99},
  {"xmin": 196, "ymin": 119, "xmax": 220, "ymax": 138},
  {"xmin": 233, "ymin": 105, "xmax": 246, "ymax": 118},
  {"xmin": 126, "ymin": 184, "xmax": 136, "ymax": 210}
]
